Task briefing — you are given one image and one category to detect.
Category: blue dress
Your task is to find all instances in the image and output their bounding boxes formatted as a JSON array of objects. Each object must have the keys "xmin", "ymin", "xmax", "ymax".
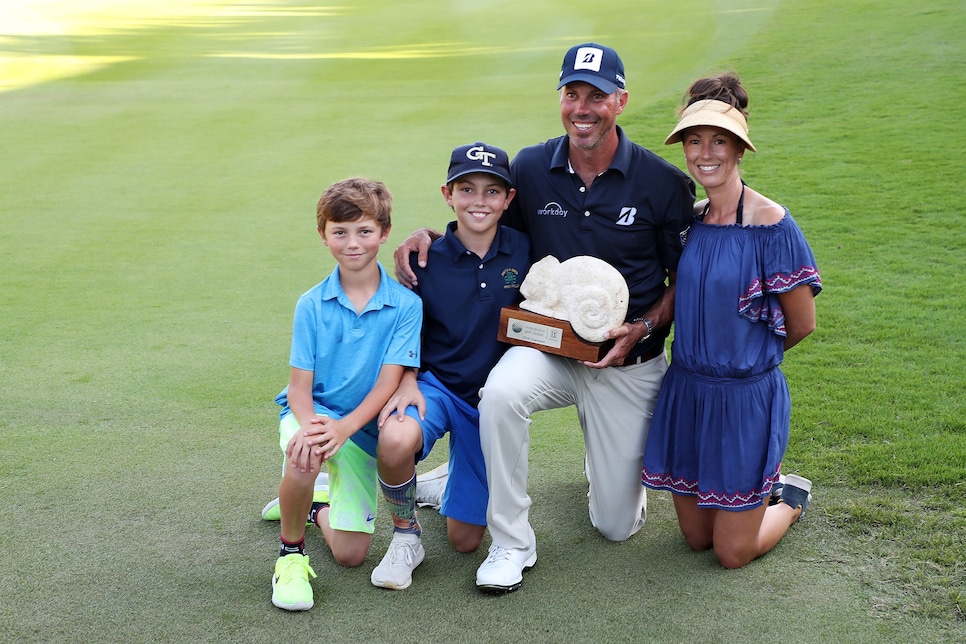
[{"xmin": 642, "ymin": 209, "xmax": 822, "ymax": 510}]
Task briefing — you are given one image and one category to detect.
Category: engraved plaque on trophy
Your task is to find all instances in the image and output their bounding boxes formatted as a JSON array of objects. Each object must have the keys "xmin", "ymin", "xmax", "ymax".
[{"xmin": 498, "ymin": 306, "xmax": 614, "ymax": 361}]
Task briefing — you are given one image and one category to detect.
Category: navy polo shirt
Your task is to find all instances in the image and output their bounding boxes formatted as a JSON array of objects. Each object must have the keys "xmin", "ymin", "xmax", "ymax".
[
  {"xmin": 504, "ymin": 126, "xmax": 695, "ymax": 355},
  {"xmin": 411, "ymin": 221, "xmax": 531, "ymax": 406}
]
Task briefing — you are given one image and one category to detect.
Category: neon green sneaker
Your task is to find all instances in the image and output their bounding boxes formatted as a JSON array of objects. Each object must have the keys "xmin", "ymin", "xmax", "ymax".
[
  {"xmin": 271, "ymin": 554, "xmax": 317, "ymax": 611},
  {"xmin": 261, "ymin": 474, "xmax": 330, "ymax": 521}
]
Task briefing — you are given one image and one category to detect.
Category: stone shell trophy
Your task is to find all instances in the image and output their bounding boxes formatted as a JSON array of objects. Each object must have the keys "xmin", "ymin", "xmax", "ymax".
[{"xmin": 498, "ymin": 256, "xmax": 629, "ymax": 361}]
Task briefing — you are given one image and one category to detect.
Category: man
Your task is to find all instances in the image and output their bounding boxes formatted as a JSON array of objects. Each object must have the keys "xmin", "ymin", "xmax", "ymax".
[{"xmin": 395, "ymin": 43, "xmax": 695, "ymax": 593}]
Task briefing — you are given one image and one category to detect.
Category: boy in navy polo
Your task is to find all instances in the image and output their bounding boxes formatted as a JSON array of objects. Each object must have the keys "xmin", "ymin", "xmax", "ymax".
[
  {"xmin": 369, "ymin": 143, "xmax": 531, "ymax": 590},
  {"xmin": 269, "ymin": 177, "xmax": 422, "ymax": 611}
]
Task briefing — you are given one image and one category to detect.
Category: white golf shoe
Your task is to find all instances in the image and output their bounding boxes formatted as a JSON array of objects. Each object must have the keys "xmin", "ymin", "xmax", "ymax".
[{"xmin": 475, "ymin": 527, "xmax": 537, "ymax": 593}]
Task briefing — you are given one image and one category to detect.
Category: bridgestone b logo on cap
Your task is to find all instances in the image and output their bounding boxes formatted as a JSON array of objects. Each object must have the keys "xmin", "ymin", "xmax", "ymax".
[
  {"xmin": 466, "ymin": 145, "xmax": 496, "ymax": 167},
  {"xmin": 574, "ymin": 47, "xmax": 603, "ymax": 72}
]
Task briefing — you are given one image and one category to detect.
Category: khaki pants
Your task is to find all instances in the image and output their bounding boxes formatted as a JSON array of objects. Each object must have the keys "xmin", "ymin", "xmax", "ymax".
[{"xmin": 478, "ymin": 346, "xmax": 667, "ymax": 550}]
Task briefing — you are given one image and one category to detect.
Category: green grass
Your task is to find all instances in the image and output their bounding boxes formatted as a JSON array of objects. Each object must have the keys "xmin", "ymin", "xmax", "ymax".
[{"xmin": 1, "ymin": 0, "xmax": 964, "ymax": 641}]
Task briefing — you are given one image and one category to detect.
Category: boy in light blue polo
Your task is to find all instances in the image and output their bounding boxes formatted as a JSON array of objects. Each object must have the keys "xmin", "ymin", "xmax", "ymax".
[{"xmin": 269, "ymin": 177, "xmax": 422, "ymax": 612}]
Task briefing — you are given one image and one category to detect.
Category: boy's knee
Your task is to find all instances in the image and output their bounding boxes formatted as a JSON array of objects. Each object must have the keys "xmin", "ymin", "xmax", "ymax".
[
  {"xmin": 283, "ymin": 465, "xmax": 320, "ymax": 487},
  {"xmin": 332, "ymin": 550, "xmax": 367, "ymax": 568},
  {"xmin": 451, "ymin": 537, "xmax": 483, "ymax": 554},
  {"xmin": 377, "ymin": 419, "xmax": 420, "ymax": 454},
  {"xmin": 329, "ymin": 537, "xmax": 371, "ymax": 568},
  {"xmin": 448, "ymin": 522, "xmax": 486, "ymax": 553}
]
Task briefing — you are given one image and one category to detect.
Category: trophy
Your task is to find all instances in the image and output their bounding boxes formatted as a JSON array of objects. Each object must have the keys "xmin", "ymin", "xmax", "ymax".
[{"xmin": 498, "ymin": 256, "xmax": 629, "ymax": 362}]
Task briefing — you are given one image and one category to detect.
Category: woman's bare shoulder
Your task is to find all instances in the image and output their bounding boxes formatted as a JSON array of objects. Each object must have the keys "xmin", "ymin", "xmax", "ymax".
[{"xmin": 744, "ymin": 189, "xmax": 785, "ymax": 226}]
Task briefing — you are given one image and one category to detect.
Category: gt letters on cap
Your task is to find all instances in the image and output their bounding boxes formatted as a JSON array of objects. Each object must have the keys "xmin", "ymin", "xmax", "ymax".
[{"xmin": 446, "ymin": 141, "xmax": 513, "ymax": 187}]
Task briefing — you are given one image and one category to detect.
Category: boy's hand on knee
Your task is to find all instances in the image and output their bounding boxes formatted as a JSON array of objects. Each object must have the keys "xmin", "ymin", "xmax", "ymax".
[
  {"xmin": 307, "ymin": 416, "xmax": 350, "ymax": 462},
  {"xmin": 377, "ymin": 381, "xmax": 425, "ymax": 427},
  {"xmin": 285, "ymin": 425, "xmax": 322, "ymax": 473}
]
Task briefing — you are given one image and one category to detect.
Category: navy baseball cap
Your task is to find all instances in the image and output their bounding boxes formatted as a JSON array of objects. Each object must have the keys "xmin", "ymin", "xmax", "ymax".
[
  {"xmin": 446, "ymin": 142, "xmax": 513, "ymax": 187},
  {"xmin": 557, "ymin": 43, "xmax": 625, "ymax": 94}
]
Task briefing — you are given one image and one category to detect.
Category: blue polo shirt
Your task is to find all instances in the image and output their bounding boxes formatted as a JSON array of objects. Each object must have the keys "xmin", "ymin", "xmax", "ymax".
[
  {"xmin": 275, "ymin": 262, "xmax": 422, "ymax": 457},
  {"xmin": 410, "ymin": 221, "xmax": 531, "ymax": 406},
  {"xmin": 504, "ymin": 126, "xmax": 695, "ymax": 356}
]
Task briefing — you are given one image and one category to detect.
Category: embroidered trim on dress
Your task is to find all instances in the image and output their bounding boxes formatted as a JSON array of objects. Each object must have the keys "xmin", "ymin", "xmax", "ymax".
[
  {"xmin": 738, "ymin": 265, "xmax": 821, "ymax": 335},
  {"xmin": 642, "ymin": 470, "xmax": 782, "ymax": 510}
]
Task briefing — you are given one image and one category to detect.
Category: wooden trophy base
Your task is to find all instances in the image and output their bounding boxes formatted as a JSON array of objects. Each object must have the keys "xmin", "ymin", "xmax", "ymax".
[{"xmin": 497, "ymin": 305, "xmax": 613, "ymax": 362}]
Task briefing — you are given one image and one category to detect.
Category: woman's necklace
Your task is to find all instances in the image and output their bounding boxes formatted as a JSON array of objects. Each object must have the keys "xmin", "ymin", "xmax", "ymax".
[{"xmin": 700, "ymin": 181, "xmax": 746, "ymax": 225}]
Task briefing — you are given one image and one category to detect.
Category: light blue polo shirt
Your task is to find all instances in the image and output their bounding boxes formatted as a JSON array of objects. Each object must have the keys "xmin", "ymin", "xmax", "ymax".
[{"xmin": 274, "ymin": 262, "xmax": 422, "ymax": 457}]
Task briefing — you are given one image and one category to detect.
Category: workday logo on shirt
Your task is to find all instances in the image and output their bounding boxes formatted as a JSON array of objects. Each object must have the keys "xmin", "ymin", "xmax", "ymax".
[{"xmin": 536, "ymin": 202, "xmax": 568, "ymax": 217}]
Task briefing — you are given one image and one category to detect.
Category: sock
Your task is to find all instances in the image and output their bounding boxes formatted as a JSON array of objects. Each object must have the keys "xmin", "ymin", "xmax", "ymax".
[
  {"xmin": 279, "ymin": 537, "xmax": 306, "ymax": 558},
  {"xmin": 380, "ymin": 474, "xmax": 420, "ymax": 536},
  {"xmin": 307, "ymin": 501, "xmax": 329, "ymax": 527}
]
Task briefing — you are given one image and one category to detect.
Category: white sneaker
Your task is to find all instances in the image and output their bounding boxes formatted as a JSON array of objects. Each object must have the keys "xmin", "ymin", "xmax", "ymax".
[
  {"xmin": 475, "ymin": 528, "xmax": 537, "ymax": 593},
  {"xmin": 415, "ymin": 463, "xmax": 448, "ymax": 510},
  {"xmin": 370, "ymin": 532, "xmax": 425, "ymax": 590}
]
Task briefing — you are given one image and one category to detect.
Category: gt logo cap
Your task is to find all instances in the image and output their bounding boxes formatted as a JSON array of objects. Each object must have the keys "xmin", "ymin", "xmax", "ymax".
[{"xmin": 446, "ymin": 142, "xmax": 513, "ymax": 186}]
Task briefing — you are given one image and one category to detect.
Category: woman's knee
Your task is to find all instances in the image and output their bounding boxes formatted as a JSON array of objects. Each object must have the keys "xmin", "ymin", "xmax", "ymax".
[
  {"xmin": 682, "ymin": 530, "xmax": 713, "ymax": 552},
  {"xmin": 714, "ymin": 543, "xmax": 755, "ymax": 569}
]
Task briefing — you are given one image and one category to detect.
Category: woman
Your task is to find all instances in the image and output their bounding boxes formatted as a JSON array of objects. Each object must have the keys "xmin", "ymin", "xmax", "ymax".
[{"xmin": 642, "ymin": 73, "xmax": 822, "ymax": 569}]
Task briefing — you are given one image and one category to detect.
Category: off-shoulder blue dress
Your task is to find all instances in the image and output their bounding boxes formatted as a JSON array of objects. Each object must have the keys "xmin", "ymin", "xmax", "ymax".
[{"xmin": 642, "ymin": 208, "xmax": 822, "ymax": 510}]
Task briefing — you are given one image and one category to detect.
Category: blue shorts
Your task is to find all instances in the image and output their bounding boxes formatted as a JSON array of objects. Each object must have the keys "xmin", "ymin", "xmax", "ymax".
[{"xmin": 404, "ymin": 371, "xmax": 487, "ymax": 527}]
